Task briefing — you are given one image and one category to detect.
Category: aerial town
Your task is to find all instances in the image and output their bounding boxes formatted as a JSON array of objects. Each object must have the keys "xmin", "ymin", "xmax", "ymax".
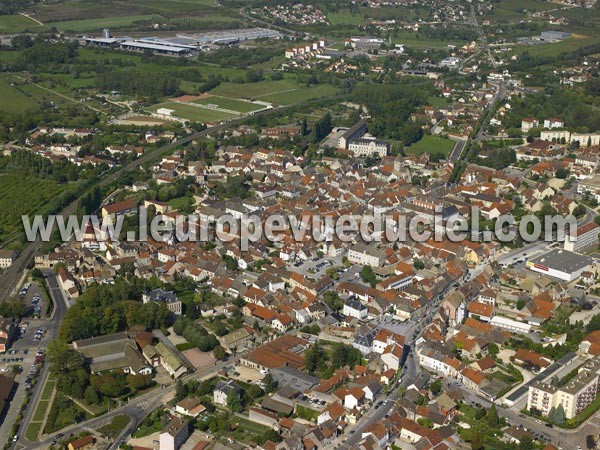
[{"xmin": 1, "ymin": 0, "xmax": 600, "ymax": 450}]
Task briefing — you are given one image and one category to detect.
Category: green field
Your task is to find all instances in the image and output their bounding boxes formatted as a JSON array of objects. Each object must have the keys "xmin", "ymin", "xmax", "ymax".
[
  {"xmin": 210, "ymin": 79, "xmax": 339, "ymax": 105},
  {"xmin": 25, "ymin": 422, "xmax": 42, "ymax": 442},
  {"xmin": 211, "ymin": 79, "xmax": 299, "ymax": 99},
  {"xmin": 29, "ymin": 0, "xmax": 220, "ymax": 23},
  {"xmin": 148, "ymin": 102, "xmax": 235, "ymax": 122},
  {"xmin": 0, "ymin": 77, "xmax": 39, "ymax": 114},
  {"xmin": 167, "ymin": 196, "xmax": 194, "ymax": 211},
  {"xmin": 41, "ymin": 380, "xmax": 56, "ymax": 401},
  {"xmin": 484, "ymin": 0, "xmax": 557, "ymax": 21},
  {"xmin": 257, "ymin": 84, "xmax": 340, "ymax": 106},
  {"xmin": 407, "ymin": 135, "xmax": 456, "ymax": 156},
  {"xmin": 327, "ymin": 10, "xmax": 365, "ymax": 25},
  {"xmin": 193, "ymin": 96, "xmax": 263, "ymax": 113},
  {"xmin": 510, "ymin": 34, "xmax": 600, "ymax": 58},
  {"xmin": 32, "ymin": 400, "xmax": 49, "ymax": 422},
  {"xmin": 0, "ymin": 14, "xmax": 45, "ymax": 33},
  {"xmin": 47, "ymin": 14, "xmax": 159, "ymax": 32},
  {"xmin": 98, "ymin": 415, "xmax": 130, "ymax": 438}
]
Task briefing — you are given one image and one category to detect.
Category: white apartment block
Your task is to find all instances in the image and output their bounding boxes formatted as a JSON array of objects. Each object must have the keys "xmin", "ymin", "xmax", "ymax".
[
  {"xmin": 541, "ymin": 130, "xmax": 600, "ymax": 147},
  {"xmin": 527, "ymin": 355, "xmax": 600, "ymax": 419},
  {"xmin": 348, "ymin": 138, "xmax": 389, "ymax": 158},
  {"xmin": 578, "ymin": 174, "xmax": 600, "ymax": 203},
  {"xmin": 0, "ymin": 250, "xmax": 16, "ymax": 269},
  {"xmin": 564, "ymin": 222, "xmax": 600, "ymax": 253}
]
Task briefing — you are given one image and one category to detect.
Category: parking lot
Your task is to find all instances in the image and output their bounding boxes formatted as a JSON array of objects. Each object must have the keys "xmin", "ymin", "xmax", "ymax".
[
  {"xmin": 19, "ymin": 282, "xmax": 48, "ymax": 320},
  {"xmin": 0, "ymin": 281, "xmax": 52, "ymax": 445}
]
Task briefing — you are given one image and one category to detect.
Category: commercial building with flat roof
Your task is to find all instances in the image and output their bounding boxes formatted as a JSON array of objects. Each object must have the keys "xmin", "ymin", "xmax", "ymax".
[{"xmin": 526, "ymin": 249, "xmax": 593, "ymax": 282}]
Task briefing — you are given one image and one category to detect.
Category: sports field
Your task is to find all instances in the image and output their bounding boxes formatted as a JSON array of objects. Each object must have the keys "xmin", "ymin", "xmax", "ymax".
[
  {"xmin": 192, "ymin": 96, "xmax": 264, "ymax": 113},
  {"xmin": 406, "ymin": 135, "xmax": 456, "ymax": 156},
  {"xmin": 147, "ymin": 102, "xmax": 235, "ymax": 123}
]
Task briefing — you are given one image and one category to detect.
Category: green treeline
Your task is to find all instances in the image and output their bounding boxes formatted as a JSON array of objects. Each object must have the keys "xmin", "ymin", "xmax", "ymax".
[{"xmin": 95, "ymin": 71, "xmax": 180, "ymax": 97}]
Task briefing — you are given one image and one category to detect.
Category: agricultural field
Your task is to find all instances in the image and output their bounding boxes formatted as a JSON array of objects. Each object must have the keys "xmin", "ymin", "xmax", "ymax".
[
  {"xmin": 147, "ymin": 102, "xmax": 235, "ymax": 123},
  {"xmin": 0, "ymin": 174, "xmax": 66, "ymax": 244},
  {"xmin": 193, "ymin": 95, "xmax": 264, "ymax": 113},
  {"xmin": 406, "ymin": 135, "xmax": 456, "ymax": 156},
  {"xmin": 257, "ymin": 84, "xmax": 340, "ymax": 106},
  {"xmin": 0, "ymin": 14, "xmax": 45, "ymax": 33},
  {"xmin": 210, "ymin": 80, "xmax": 339, "ymax": 105},
  {"xmin": 47, "ymin": 14, "xmax": 159, "ymax": 32},
  {"xmin": 0, "ymin": 77, "xmax": 39, "ymax": 115},
  {"xmin": 211, "ymin": 79, "xmax": 299, "ymax": 99},
  {"xmin": 327, "ymin": 10, "xmax": 365, "ymax": 26},
  {"xmin": 484, "ymin": 0, "xmax": 557, "ymax": 21},
  {"xmin": 27, "ymin": 0, "xmax": 223, "ymax": 23}
]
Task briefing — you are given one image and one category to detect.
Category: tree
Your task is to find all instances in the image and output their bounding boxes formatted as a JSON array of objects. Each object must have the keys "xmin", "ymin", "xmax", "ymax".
[
  {"xmin": 227, "ymin": 389, "xmax": 244, "ymax": 413},
  {"xmin": 413, "ymin": 259, "xmax": 425, "ymax": 270},
  {"xmin": 84, "ymin": 386, "xmax": 100, "ymax": 405},
  {"xmin": 47, "ymin": 340, "xmax": 85, "ymax": 373},
  {"xmin": 518, "ymin": 436, "xmax": 535, "ymax": 450},
  {"xmin": 323, "ymin": 291, "xmax": 343, "ymax": 311},
  {"xmin": 360, "ymin": 265, "xmax": 377, "ymax": 287},
  {"xmin": 263, "ymin": 373, "xmax": 277, "ymax": 394},
  {"xmin": 485, "ymin": 404, "xmax": 500, "ymax": 428},
  {"xmin": 429, "ymin": 380, "xmax": 442, "ymax": 395},
  {"xmin": 552, "ymin": 404, "xmax": 566, "ymax": 424},
  {"xmin": 175, "ymin": 380, "xmax": 188, "ymax": 401},
  {"xmin": 304, "ymin": 342, "xmax": 326, "ymax": 374},
  {"xmin": 213, "ymin": 345, "xmax": 227, "ymax": 361},
  {"xmin": 0, "ymin": 296, "xmax": 26, "ymax": 318},
  {"xmin": 487, "ymin": 343, "xmax": 499, "ymax": 357}
]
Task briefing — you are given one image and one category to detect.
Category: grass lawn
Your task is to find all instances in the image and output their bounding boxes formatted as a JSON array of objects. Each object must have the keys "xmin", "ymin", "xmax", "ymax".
[
  {"xmin": 147, "ymin": 101, "xmax": 235, "ymax": 123},
  {"xmin": 406, "ymin": 135, "xmax": 456, "ymax": 156},
  {"xmin": 98, "ymin": 415, "xmax": 130, "ymax": 439},
  {"xmin": 25, "ymin": 422, "xmax": 42, "ymax": 442},
  {"xmin": 167, "ymin": 196, "xmax": 194, "ymax": 211},
  {"xmin": 484, "ymin": 0, "xmax": 556, "ymax": 21},
  {"xmin": 133, "ymin": 410, "xmax": 165, "ymax": 438},
  {"xmin": 41, "ymin": 380, "xmax": 56, "ymax": 401},
  {"xmin": 228, "ymin": 417, "xmax": 272, "ymax": 443},
  {"xmin": 258, "ymin": 84, "xmax": 340, "ymax": 106},
  {"xmin": 32, "ymin": 401, "xmax": 49, "ymax": 422},
  {"xmin": 210, "ymin": 79, "xmax": 299, "ymax": 99},
  {"xmin": 0, "ymin": 77, "xmax": 39, "ymax": 114},
  {"xmin": 47, "ymin": 14, "xmax": 159, "ymax": 32},
  {"xmin": 428, "ymin": 95, "xmax": 451, "ymax": 108},
  {"xmin": 0, "ymin": 14, "xmax": 45, "ymax": 33},
  {"xmin": 327, "ymin": 10, "xmax": 365, "ymax": 25},
  {"xmin": 193, "ymin": 96, "xmax": 263, "ymax": 113}
]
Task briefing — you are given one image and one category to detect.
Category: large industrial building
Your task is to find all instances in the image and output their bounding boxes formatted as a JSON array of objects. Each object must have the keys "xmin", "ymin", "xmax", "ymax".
[{"xmin": 84, "ymin": 27, "xmax": 282, "ymax": 56}]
